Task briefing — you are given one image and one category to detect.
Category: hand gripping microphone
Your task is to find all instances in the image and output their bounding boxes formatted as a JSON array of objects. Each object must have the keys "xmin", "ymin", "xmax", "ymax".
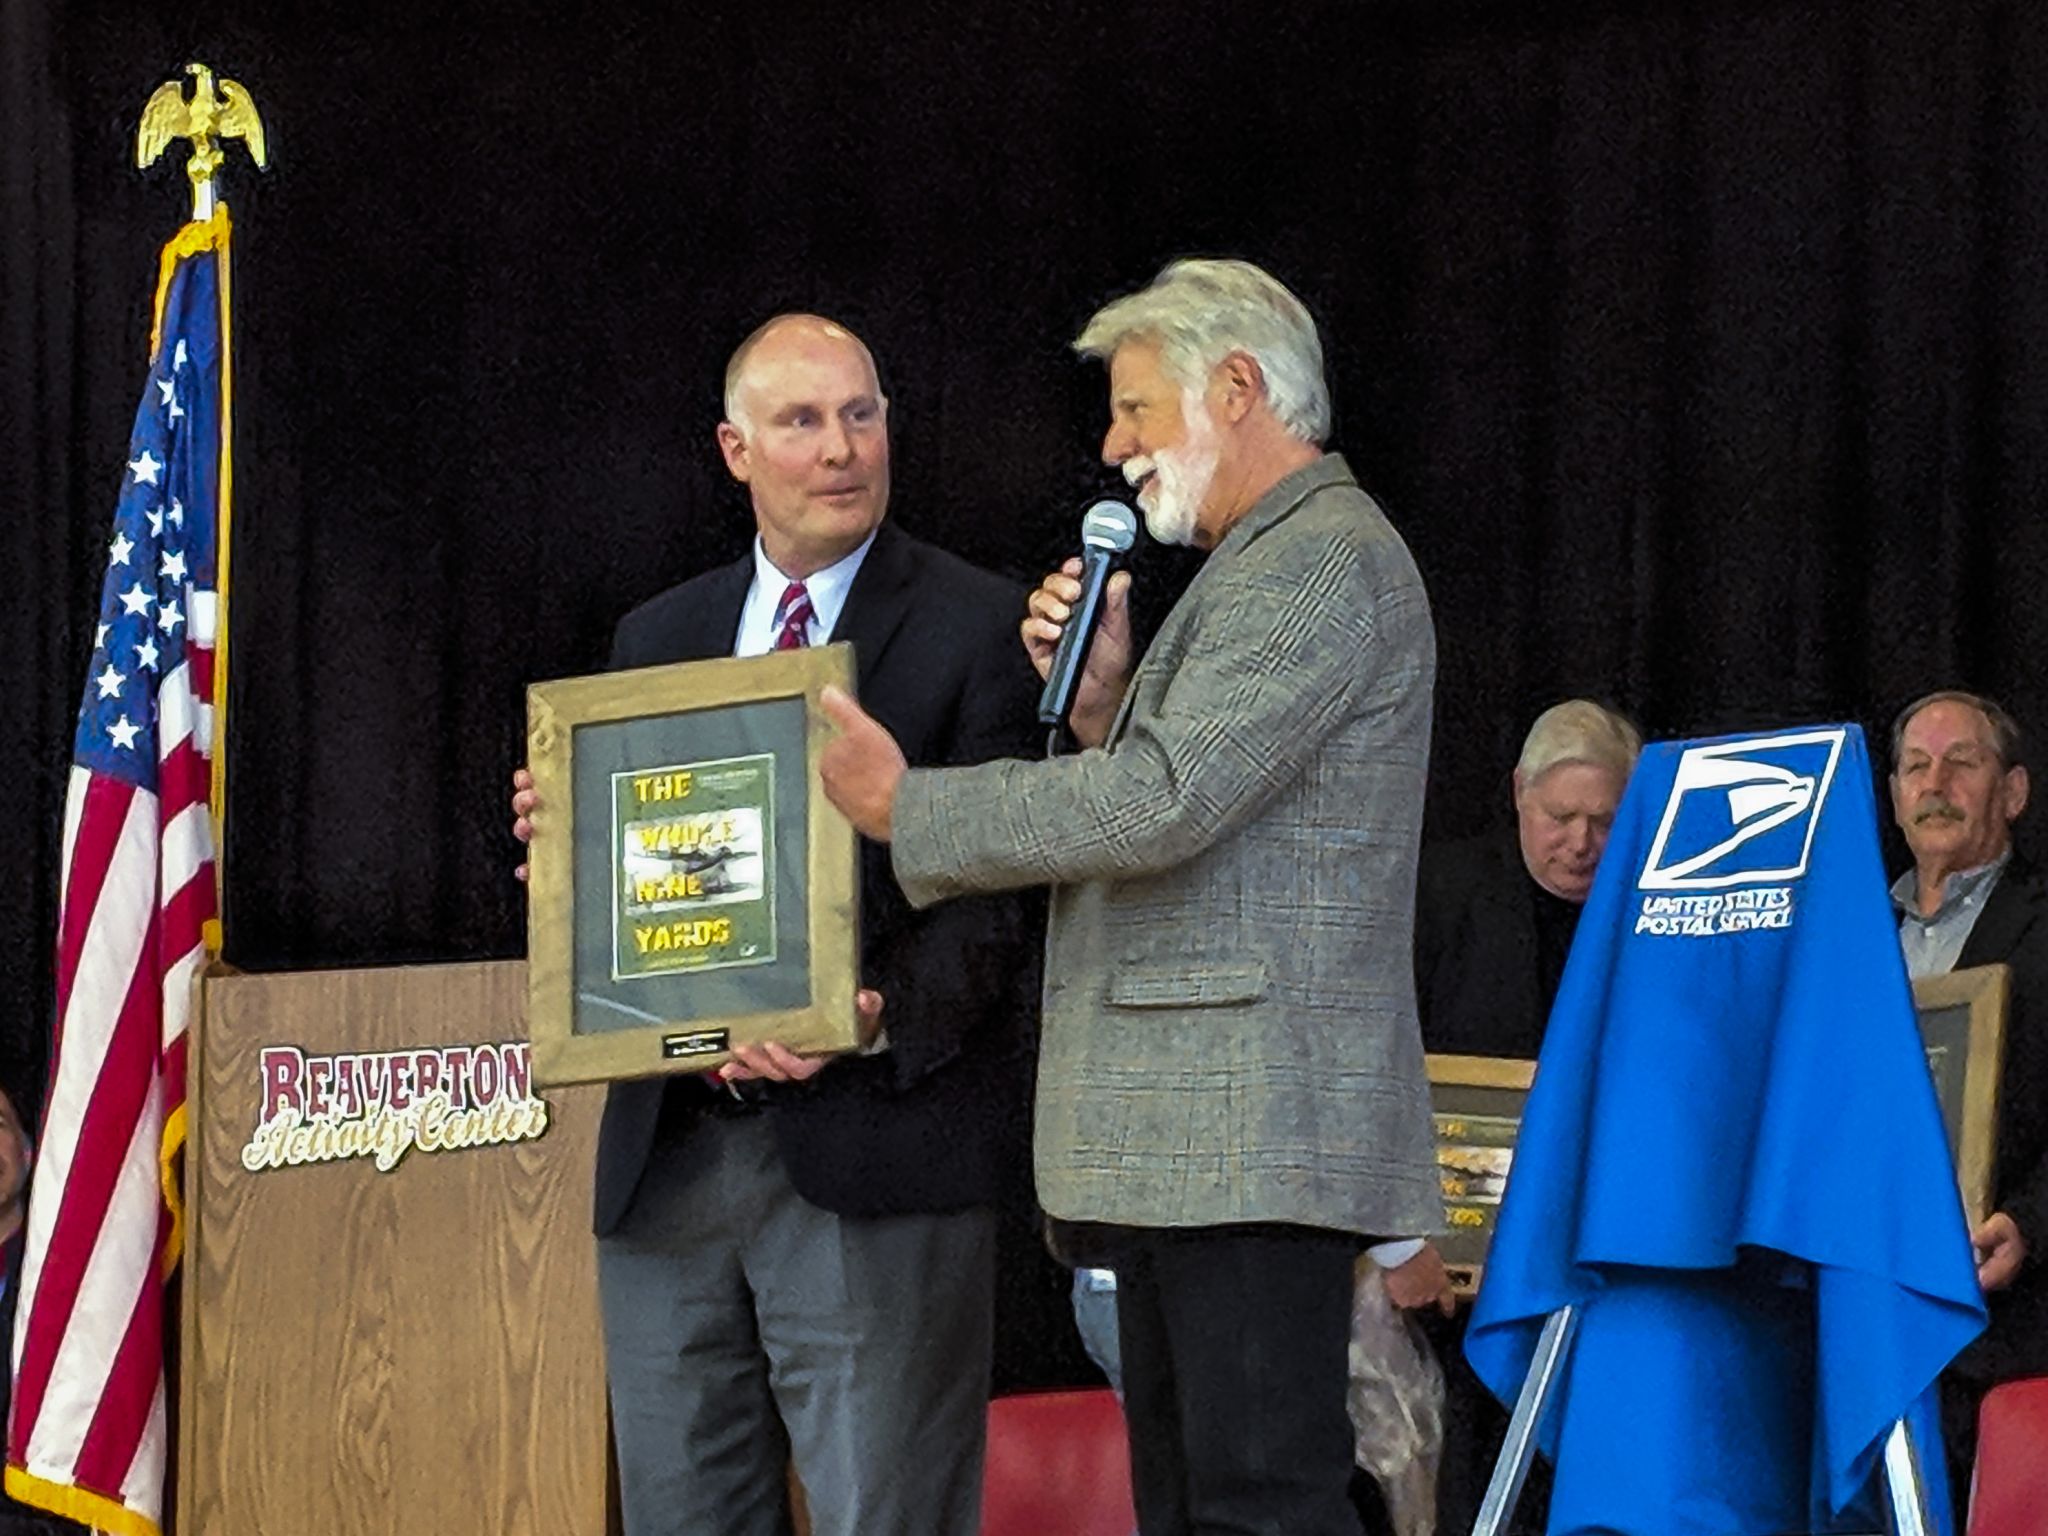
[{"xmin": 1037, "ymin": 498, "xmax": 1141, "ymax": 730}]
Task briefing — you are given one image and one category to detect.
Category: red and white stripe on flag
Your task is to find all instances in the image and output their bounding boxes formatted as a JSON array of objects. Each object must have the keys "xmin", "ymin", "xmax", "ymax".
[{"xmin": 7, "ymin": 208, "xmax": 229, "ymax": 1536}]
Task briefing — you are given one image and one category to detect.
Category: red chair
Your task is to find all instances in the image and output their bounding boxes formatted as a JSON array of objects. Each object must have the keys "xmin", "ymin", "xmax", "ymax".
[
  {"xmin": 1968, "ymin": 1376, "xmax": 2048, "ymax": 1536},
  {"xmin": 981, "ymin": 1388, "xmax": 1138, "ymax": 1536}
]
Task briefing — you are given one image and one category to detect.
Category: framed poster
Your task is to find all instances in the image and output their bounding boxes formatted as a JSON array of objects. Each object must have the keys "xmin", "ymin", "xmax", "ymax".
[
  {"xmin": 524, "ymin": 644, "xmax": 861, "ymax": 1086},
  {"xmin": 1426, "ymin": 1053, "xmax": 1537, "ymax": 1297}
]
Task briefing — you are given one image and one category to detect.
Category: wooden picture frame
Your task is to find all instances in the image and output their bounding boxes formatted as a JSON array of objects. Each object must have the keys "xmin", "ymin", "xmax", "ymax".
[
  {"xmin": 1912, "ymin": 961, "xmax": 2009, "ymax": 1228},
  {"xmin": 524, "ymin": 643, "xmax": 860, "ymax": 1087},
  {"xmin": 1425, "ymin": 1053, "xmax": 1537, "ymax": 1297}
]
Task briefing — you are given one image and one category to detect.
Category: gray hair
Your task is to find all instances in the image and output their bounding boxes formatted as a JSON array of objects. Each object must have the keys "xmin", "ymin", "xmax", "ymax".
[
  {"xmin": 1072, "ymin": 258, "xmax": 1331, "ymax": 444},
  {"xmin": 1890, "ymin": 690, "xmax": 2023, "ymax": 772},
  {"xmin": 1516, "ymin": 699, "xmax": 1642, "ymax": 786}
]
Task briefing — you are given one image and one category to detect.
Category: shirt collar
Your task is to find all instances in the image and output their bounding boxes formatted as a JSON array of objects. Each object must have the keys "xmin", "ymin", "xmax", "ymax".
[{"xmin": 1890, "ymin": 847, "xmax": 2012, "ymax": 925}]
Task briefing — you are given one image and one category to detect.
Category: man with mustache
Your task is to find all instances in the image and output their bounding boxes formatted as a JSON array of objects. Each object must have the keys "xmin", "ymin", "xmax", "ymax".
[
  {"xmin": 818, "ymin": 259, "xmax": 1443, "ymax": 1536},
  {"xmin": 1888, "ymin": 690, "xmax": 2048, "ymax": 1521},
  {"xmin": 513, "ymin": 314, "xmax": 1043, "ymax": 1536}
]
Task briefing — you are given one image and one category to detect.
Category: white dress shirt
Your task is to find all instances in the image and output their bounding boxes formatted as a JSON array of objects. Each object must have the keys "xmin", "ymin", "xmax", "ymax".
[{"xmin": 731, "ymin": 531, "xmax": 877, "ymax": 658}]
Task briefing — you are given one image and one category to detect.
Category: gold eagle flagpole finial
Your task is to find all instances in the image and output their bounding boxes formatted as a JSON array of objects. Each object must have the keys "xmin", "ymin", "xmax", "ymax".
[{"xmin": 136, "ymin": 62, "xmax": 267, "ymax": 221}]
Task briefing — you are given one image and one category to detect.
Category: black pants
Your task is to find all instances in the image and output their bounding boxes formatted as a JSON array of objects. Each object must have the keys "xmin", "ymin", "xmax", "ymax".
[{"xmin": 1110, "ymin": 1222, "xmax": 1361, "ymax": 1536}]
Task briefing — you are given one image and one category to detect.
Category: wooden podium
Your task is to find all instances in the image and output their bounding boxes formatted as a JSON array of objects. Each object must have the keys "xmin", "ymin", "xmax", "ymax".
[{"xmin": 178, "ymin": 960, "xmax": 611, "ymax": 1535}]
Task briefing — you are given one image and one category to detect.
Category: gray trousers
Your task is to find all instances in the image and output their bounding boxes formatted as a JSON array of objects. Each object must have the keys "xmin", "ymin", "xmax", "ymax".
[{"xmin": 597, "ymin": 1114, "xmax": 995, "ymax": 1536}]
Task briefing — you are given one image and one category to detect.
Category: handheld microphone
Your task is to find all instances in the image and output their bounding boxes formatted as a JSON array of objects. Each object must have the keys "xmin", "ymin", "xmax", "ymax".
[{"xmin": 1037, "ymin": 498, "xmax": 1140, "ymax": 730}]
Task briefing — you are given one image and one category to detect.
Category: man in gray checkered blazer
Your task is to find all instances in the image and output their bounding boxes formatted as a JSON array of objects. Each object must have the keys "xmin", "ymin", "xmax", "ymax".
[{"xmin": 821, "ymin": 259, "xmax": 1445, "ymax": 1536}]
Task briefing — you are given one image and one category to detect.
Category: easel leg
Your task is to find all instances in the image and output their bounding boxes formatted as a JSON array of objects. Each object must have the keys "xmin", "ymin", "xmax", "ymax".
[
  {"xmin": 1471, "ymin": 1307, "xmax": 1578, "ymax": 1536},
  {"xmin": 1882, "ymin": 1418, "xmax": 1936, "ymax": 1536}
]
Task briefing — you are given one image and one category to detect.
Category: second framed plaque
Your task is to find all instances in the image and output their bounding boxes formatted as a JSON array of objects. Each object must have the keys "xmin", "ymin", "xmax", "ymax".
[
  {"xmin": 524, "ymin": 643, "xmax": 861, "ymax": 1086},
  {"xmin": 1427, "ymin": 1052, "xmax": 1537, "ymax": 1297},
  {"xmin": 1912, "ymin": 961, "xmax": 2009, "ymax": 1227}
]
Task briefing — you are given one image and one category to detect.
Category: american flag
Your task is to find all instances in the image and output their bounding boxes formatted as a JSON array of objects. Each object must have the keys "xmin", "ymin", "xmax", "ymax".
[{"xmin": 6, "ymin": 210, "xmax": 229, "ymax": 1536}]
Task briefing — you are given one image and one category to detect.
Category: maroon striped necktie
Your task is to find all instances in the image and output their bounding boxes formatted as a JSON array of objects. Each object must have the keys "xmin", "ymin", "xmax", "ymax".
[
  {"xmin": 773, "ymin": 581, "xmax": 813, "ymax": 650},
  {"xmin": 704, "ymin": 580, "xmax": 813, "ymax": 1097}
]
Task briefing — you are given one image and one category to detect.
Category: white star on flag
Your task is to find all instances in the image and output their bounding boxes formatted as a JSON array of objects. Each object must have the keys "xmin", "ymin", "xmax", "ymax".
[
  {"xmin": 157, "ymin": 600, "xmax": 185, "ymax": 634},
  {"xmin": 119, "ymin": 583, "xmax": 153, "ymax": 616},
  {"xmin": 106, "ymin": 715, "xmax": 141, "ymax": 751},
  {"xmin": 95, "ymin": 665, "xmax": 125, "ymax": 700},
  {"xmin": 110, "ymin": 532, "xmax": 134, "ymax": 567},
  {"xmin": 168, "ymin": 498, "xmax": 185, "ymax": 528},
  {"xmin": 146, "ymin": 507, "xmax": 165, "ymax": 537},
  {"xmin": 160, "ymin": 549, "xmax": 188, "ymax": 582},
  {"xmin": 128, "ymin": 450, "xmax": 162, "ymax": 485},
  {"xmin": 173, "ymin": 338, "xmax": 188, "ymax": 369},
  {"xmin": 94, "ymin": 623, "xmax": 110, "ymax": 650},
  {"xmin": 133, "ymin": 636, "xmax": 160, "ymax": 670}
]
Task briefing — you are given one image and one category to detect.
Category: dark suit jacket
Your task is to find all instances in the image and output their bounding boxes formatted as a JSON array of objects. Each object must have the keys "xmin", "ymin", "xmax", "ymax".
[
  {"xmin": 1413, "ymin": 833, "xmax": 1559, "ymax": 1061},
  {"xmin": 1953, "ymin": 858, "xmax": 2048, "ymax": 1381},
  {"xmin": 591, "ymin": 522, "xmax": 1044, "ymax": 1235}
]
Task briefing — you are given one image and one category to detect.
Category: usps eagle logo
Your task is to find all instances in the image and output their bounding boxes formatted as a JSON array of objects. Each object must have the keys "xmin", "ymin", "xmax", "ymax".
[{"xmin": 1639, "ymin": 729, "xmax": 1847, "ymax": 890}]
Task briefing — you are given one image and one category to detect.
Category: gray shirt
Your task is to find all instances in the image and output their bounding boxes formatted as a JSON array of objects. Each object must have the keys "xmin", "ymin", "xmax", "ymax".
[{"xmin": 1891, "ymin": 850, "xmax": 2010, "ymax": 979}]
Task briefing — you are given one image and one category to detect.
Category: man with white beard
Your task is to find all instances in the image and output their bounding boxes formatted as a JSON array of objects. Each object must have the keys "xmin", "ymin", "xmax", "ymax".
[{"xmin": 818, "ymin": 258, "xmax": 1443, "ymax": 1535}]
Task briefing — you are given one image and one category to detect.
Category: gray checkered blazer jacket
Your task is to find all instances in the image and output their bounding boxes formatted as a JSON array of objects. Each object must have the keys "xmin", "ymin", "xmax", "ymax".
[{"xmin": 891, "ymin": 454, "xmax": 1443, "ymax": 1238}]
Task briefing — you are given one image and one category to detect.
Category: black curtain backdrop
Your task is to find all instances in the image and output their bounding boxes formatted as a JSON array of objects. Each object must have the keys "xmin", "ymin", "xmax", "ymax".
[{"xmin": 6, "ymin": 0, "xmax": 2048, "ymax": 1391}]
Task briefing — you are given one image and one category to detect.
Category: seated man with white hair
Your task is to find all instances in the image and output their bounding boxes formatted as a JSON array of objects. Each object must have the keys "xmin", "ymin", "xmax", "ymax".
[
  {"xmin": 1415, "ymin": 699, "xmax": 1641, "ymax": 1059},
  {"xmin": 1398, "ymin": 699, "xmax": 1640, "ymax": 1536}
]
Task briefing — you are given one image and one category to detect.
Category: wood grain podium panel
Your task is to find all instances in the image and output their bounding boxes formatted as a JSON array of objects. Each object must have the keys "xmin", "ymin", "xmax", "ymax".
[{"xmin": 180, "ymin": 960, "xmax": 609, "ymax": 1536}]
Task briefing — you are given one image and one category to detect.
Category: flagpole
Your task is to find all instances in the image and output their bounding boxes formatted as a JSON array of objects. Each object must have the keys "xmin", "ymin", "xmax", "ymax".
[{"xmin": 206, "ymin": 167, "xmax": 232, "ymax": 952}]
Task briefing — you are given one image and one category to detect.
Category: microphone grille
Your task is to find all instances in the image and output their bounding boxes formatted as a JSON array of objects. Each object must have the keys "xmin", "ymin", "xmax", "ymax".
[{"xmin": 1080, "ymin": 499, "xmax": 1140, "ymax": 552}]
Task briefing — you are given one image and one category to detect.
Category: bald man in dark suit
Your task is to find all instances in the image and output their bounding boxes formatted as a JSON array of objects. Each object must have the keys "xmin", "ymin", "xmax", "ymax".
[{"xmin": 516, "ymin": 315, "xmax": 1041, "ymax": 1536}]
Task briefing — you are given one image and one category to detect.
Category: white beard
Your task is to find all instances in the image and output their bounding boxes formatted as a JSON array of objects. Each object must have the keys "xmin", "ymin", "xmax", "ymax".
[{"xmin": 1123, "ymin": 392, "xmax": 1220, "ymax": 547}]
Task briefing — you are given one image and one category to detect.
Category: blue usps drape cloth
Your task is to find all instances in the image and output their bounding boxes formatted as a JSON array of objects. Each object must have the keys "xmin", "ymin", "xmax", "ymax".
[{"xmin": 1465, "ymin": 725, "xmax": 1986, "ymax": 1535}]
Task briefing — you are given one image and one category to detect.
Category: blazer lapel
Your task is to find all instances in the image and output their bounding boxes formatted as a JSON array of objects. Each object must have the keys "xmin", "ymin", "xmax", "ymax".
[
  {"xmin": 1103, "ymin": 603, "xmax": 1180, "ymax": 750},
  {"xmin": 1958, "ymin": 861, "xmax": 2045, "ymax": 971},
  {"xmin": 828, "ymin": 523, "xmax": 916, "ymax": 690},
  {"xmin": 1103, "ymin": 664, "xmax": 1146, "ymax": 749},
  {"xmin": 670, "ymin": 556, "xmax": 753, "ymax": 663}
]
